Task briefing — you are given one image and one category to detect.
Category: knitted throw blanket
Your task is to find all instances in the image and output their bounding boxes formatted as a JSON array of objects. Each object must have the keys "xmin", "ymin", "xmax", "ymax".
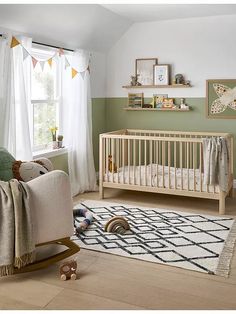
[{"xmin": 0, "ymin": 179, "xmax": 35, "ymax": 276}]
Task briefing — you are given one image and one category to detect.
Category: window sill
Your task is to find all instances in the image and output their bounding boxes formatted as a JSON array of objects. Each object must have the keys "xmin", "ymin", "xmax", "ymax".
[{"xmin": 33, "ymin": 147, "xmax": 68, "ymax": 159}]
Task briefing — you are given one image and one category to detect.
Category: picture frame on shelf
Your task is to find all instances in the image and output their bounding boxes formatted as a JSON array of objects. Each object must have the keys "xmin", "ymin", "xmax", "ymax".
[
  {"xmin": 162, "ymin": 98, "xmax": 175, "ymax": 109},
  {"xmin": 153, "ymin": 64, "xmax": 170, "ymax": 85},
  {"xmin": 135, "ymin": 58, "xmax": 158, "ymax": 86},
  {"xmin": 206, "ymin": 79, "xmax": 236, "ymax": 119},
  {"xmin": 153, "ymin": 94, "xmax": 168, "ymax": 108},
  {"xmin": 128, "ymin": 93, "xmax": 144, "ymax": 108}
]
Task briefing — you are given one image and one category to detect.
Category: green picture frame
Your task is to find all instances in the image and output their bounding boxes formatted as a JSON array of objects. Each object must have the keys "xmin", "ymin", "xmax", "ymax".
[{"xmin": 206, "ymin": 79, "xmax": 236, "ymax": 119}]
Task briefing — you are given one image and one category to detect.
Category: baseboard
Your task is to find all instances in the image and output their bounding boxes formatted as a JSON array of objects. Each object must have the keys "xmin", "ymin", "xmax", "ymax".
[{"xmin": 234, "ymin": 180, "xmax": 236, "ymax": 189}]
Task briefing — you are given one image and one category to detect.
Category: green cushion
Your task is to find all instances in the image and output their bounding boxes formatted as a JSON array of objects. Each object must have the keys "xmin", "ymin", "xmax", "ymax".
[{"xmin": 0, "ymin": 147, "xmax": 15, "ymax": 181}]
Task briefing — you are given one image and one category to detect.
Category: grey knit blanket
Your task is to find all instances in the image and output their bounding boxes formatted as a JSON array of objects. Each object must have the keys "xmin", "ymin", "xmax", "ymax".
[
  {"xmin": 0, "ymin": 179, "xmax": 35, "ymax": 276},
  {"xmin": 203, "ymin": 137, "xmax": 229, "ymax": 192}
]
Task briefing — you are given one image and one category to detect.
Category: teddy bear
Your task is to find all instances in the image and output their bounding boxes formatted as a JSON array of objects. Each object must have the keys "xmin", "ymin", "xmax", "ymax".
[
  {"xmin": 59, "ymin": 260, "xmax": 77, "ymax": 281},
  {"xmin": 12, "ymin": 158, "xmax": 53, "ymax": 182}
]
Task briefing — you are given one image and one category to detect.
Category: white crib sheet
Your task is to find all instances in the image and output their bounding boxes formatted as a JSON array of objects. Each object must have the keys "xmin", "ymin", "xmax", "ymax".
[{"xmin": 104, "ymin": 164, "xmax": 219, "ymax": 193}]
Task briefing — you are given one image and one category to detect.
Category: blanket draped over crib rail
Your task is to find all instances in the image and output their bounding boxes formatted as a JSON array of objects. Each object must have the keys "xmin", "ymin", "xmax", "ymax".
[
  {"xmin": 0, "ymin": 179, "xmax": 35, "ymax": 276},
  {"xmin": 203, "ymin": 137, "xmax": 229, "ymax": 192}
]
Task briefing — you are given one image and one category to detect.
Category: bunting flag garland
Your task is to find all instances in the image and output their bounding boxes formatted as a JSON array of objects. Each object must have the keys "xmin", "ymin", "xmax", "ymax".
[
  {"xmin": 39, "ymin": 61, "xmax": 46, "ymax": 71},
  {"xmin": 32, "ymin": 57, "xmax": 38, "ymax": 68},
  {"xmin": 48, "ymin": 58, "xmax": 53, "ymax": 68},
  {"xmin": 10, "ymin": 36, "xmax": 90, "ymax": 79},
  {"xmin": 64, "ymin": 57, "xmax": 70, "ymax": 69},
  {"xmin": 22, "ymin": 47, "xmax": 29, "ymax": 61},
  {"xmin": 59, "ymin": 48, "xmax": 64, "ymax": 57},
  {"xmin": 72, "ymin": 68, "xmax": 78, "ymax": 79},
  {"xmin": 10, "ymin": 36, "xmax": 20, "ymax": 48}
]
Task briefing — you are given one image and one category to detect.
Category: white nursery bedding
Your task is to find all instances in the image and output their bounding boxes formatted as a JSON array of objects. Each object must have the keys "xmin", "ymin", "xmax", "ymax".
[{"xmin": 104, "ymin": 164, "xmax": 219, "ymax": 193}]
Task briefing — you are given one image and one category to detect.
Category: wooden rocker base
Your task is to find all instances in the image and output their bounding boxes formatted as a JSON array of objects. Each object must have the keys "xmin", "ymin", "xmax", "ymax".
[{"xmin": 14, "ymin": 237, "xmax": 80, "ymax": 274}]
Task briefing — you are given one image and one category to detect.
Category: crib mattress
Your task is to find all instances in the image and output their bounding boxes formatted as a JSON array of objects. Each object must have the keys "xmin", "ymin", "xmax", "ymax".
[{"xmin": 104, "ymin": 164, "xmax": 219, "ymax": 193}]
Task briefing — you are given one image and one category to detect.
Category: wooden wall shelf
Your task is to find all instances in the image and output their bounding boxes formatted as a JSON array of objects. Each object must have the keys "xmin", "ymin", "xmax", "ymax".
[
  {"xmin": 122, "ymin": 84, "xmax": 191, "ymax": 89},
  {"xmin": 124, "ymin": 108, "xmax": 191, "ymax": 112}
]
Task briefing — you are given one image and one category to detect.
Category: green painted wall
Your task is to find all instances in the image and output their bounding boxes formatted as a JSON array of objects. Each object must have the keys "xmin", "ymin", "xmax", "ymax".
[{"xmin": 106, "ymin": 98, "xmax": 236, "ymax": 177}]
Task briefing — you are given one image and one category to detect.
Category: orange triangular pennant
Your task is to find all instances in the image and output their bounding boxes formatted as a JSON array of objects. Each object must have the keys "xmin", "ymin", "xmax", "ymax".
[
  {"xmin": 10, "ymin": 36, "xmax": 20, "ymax": 48},
  {"xmin": 58, "ymin": 48, "xmax": 64, "ymax": 57},
  {"xmin": 72, "ymin": 68, "xmax": 78, "ymax": 79},
  {"xmin": 48, "ymin": 58, "xmax": 53, "ymax": 68},
  {"xmin": 32, "ymin": 57, "xmax": 38, "ymax": 68}
]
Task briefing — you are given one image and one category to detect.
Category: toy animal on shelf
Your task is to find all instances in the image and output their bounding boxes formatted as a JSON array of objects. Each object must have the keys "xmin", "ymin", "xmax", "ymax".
[
  {"xmin": 60, "ymin": 260, "xmax": 77, "ymax": 281},
  {"xmin": 108, "ymin": 155, "xmax": 117, "ymax": 173}
]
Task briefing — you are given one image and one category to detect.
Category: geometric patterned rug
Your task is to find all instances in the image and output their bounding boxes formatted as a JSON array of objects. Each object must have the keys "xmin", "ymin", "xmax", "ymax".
[{"xmin": 72, "ymin": 200, "xmax": 236, "ymax": 277}]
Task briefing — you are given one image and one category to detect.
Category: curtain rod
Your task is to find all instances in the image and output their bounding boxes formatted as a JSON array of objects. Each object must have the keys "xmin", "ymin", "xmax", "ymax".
[{"xmin": 0, "ymin": 34, "xmax": 74, "ymax": 52}]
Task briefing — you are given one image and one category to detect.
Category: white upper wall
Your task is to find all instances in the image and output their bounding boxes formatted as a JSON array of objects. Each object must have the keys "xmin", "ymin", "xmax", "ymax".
[{"xmin": 106, "ymin": 14, "xmax": 236, "ymax": 98}]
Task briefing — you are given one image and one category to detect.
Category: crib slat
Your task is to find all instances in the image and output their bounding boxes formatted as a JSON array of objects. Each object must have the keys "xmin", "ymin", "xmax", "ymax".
[
  {"xmin": 162, "ymin": 141, "xmax": 165, "ymax": 188},
  {"xmin": 174, "ymin": 141, "xmax": 177, "ymax": 189},
  {"xmin": 187, "ymin": 141, "xmax": 189, "ymax": 191},
  {"xmin": 106, "ymin": 138, "xmax": 109, "ymax": 181},
  {"xmin": 139, "ymin": 140, "xmax": 141, "ymax": 185},
  {"xmin": 133, "ymin": 139, "xmax": 136, "ymax": 185},
  {"xmin": 168, "ymin": 141, "xmax": 171, "ymax": 189},
  {"xmin": 156, "ymin": 139, "xmax": 159, "ymax": 187},
  {"xmin": 180, "ymin": 141, "xmax": 183, "ymax": 190},
  {"xmin": 200, "ymin": 142, "xmax": 202, "ymax": 192},
  {"xmin": 193, "ymin": 142, "xmax": 196, "ymax": 191},
  {"xmin": 117, "ymin": 139, "xmax": 120, "ymax": 184},
  {"xmin": 145, "ymin": 140, "xmax": 147, "ymax": 186},
  {"xmin": 150, "ymin": 139, "xmax": 153, "ymax": 187},
  {"xmin": 122, "ymin": 138, "xmax": 125, "ymax": 184},
  {"xmin": 128, "ymin": 139, "xmax": 130, "ymax": 185}
]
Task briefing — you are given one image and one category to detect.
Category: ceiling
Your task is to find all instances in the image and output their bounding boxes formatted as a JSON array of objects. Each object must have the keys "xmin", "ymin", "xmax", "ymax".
[
  {"xmin": 0, "ymin": 4, "xmax": 235, "ymax": 52},
  {"xmin": 102, "ymin": 4, "xmax": 236, "ymax": 23}
]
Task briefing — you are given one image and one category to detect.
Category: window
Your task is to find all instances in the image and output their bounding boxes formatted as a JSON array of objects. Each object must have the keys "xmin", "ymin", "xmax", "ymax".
[{"xmin": 31, "ymin": 45, "xmax": 60, "ymax": 151}]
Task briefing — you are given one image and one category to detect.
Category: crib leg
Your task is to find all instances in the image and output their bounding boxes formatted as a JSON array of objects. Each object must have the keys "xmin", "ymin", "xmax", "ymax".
[
  {"xmin": 99, "ymin": 184, "xmax": 104, "ymax": 199},
  {"xmin": 219, "ymin": 191, "xmax": 226, "ymax": 215}
]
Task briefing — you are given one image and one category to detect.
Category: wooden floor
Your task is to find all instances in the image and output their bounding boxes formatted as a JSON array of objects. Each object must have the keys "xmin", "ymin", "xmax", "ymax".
[{"xmin": 1, "ymin": 188, "xmax": 236, "ymax": 310}]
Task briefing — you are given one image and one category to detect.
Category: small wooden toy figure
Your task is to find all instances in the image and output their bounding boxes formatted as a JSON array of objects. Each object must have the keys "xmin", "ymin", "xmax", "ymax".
[
  {"xmin": 108, "ymin": 155, "xmax": 117, "ymax": 173},
  {"xmin": 60, "ymin": 260, "xmax": 77, "ymax": 281}
]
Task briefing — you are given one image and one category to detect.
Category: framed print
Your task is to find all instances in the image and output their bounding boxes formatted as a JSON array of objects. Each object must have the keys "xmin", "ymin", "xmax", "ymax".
[
  {"xmin": 206, "ymin": 79, "xmax": 236, "ymax": 119},
  {"xmin": 153, "ymin": 64, "xmax": 170, "ymax": 85},
  {"xmin": 135, "ymin": 58, "xmax": 158, "ymax": 85}
]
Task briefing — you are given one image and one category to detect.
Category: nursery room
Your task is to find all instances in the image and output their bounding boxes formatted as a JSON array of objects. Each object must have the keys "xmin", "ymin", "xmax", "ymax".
[{"xmin": 1, "ymin": 2, "xmax": 236, "ymax": 311}]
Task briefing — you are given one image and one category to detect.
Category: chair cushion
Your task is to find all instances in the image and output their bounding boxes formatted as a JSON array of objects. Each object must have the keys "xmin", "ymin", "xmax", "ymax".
[{"xmin": 0, "ymin": 148, "xmax": 15, "ymax": 181}]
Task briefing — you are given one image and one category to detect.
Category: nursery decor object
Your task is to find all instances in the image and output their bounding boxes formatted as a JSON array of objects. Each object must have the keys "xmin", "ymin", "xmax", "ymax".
[
  {"xmin": 153, "ymin": 64, "xmax": 170, "ymax": 85},
  {"xmin": 73, "ymin": 207, "xmax": 93, "ymax": 234},
  {"xmin": 206, "ymin": 79, "xmax": 236, "ymax": 119},
  {"xmin": 135, "ymin": 58, "xmax": 158, "ymax": 85},
  {"xmin": 72, "ymin": 200, "xmax": 236, "ymax": 277},
  {"xmin": 104, "ymin": 216, "xmax": 130, "ymax": 235},
  {"xmin": 128, "ymin": 93, "xmax": 144, "ymax": 108},
  {"xmin": 60, "ymin": 259, "xmax": 77, "ymax": 280}
]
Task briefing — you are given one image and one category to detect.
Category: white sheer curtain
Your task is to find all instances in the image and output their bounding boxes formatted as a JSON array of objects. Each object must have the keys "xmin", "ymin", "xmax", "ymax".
[
  {"xmin": 61, "ymin": 49, "xmax": 97, "ymax": 196},
  {"xmin": 0, "ymin": 34, "xmax": 32, "ymax": 160}
]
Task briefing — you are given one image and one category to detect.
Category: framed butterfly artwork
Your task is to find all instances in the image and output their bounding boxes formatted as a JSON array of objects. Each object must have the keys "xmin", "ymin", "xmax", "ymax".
[{"xmin": 206, "ymin": 79, "xmax": 236, "ymax": 119}]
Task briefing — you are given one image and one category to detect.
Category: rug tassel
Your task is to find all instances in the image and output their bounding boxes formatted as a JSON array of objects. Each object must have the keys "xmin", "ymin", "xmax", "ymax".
[{"xmin": 215, "ymin": 219, "xmax": 236, "ymax": 277}]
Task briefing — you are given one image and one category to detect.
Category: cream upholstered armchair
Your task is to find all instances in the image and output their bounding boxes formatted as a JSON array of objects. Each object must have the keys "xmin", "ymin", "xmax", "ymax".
[
  {"xmin": 14, "ymin": 169, "xmax": 80, "ymax": 273},
  {"xmin": 0, "ymin": 147, "xmax": 79, "ymax": 273}
]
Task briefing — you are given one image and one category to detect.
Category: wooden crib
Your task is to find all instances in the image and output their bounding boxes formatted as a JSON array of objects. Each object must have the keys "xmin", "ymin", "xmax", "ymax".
[{"xmin": 99, "ymin": 129, "xmax": 234, "ymax": 214}]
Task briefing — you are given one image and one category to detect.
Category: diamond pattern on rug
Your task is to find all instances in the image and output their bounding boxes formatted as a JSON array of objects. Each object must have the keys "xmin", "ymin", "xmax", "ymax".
[{"xmin": 72, "ymin": 200, "xmax": 236, "ymax": 276}]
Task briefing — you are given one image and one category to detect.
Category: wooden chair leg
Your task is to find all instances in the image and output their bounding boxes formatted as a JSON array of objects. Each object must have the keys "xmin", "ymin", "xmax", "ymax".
[
  {"xmin": 229, "ymin": 187, "xmax": 234, "ymax": 198},
  {"xmin": 14, "ymin": 237, "xmax": 80, "ymax": 274}
]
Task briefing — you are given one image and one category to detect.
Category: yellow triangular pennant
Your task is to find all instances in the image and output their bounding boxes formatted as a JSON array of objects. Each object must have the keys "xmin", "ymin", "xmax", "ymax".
[
  {"xmin": 48, "ymin": 58, "xmax": 53, "ymax": 68},
  {"xmin": 72, "ymin": 68, "xmax": 78, "ymax": 79},
  {"xmin": 10, "ymin": 36, "xmax": 20, "ymax": 48}
]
